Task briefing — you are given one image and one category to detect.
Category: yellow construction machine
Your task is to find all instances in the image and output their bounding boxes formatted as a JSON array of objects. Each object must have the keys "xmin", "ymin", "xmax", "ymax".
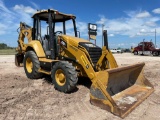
[{"xmin": 15, "ymin": 9, "xmax": 154, "ymax": 118}]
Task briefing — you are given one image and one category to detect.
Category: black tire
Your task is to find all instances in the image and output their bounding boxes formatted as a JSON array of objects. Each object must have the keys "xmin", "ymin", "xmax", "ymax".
[
  {"xmin": 24, "ymin": 51, "xmax": 42, "ymax": 79},
  {"xmin": 134, "ymin": 51, "xmax": 138, "ymax": 55},
  {"xmin": 51, "ymin": 61, "xmax": 78, "ymax": 93},
  {"xmin": 152, "ymin": 51, "xmax": 159, "ymax": 56}
]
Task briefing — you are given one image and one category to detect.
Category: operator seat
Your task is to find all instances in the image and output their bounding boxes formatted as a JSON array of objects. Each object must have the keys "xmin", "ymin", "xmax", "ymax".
[{"xmin": 42, "ymin": 35, "xmax": 51, "ymax": 56}]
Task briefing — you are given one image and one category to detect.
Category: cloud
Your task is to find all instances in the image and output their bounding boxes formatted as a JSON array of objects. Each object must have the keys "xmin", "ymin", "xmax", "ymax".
[
  {"xmin": 143, "ymin": 21, "xmax": 156, "ymax": 27},
  {"xmin": 76, "ymin": 22, "xmax": 88, "ymax": 36},
  {"xmin": 0, "ymin": 0, "xmax": 39, "ymax": 40},
  {"xmin": 0, "ymin": 0, "xmax": 12, "ymax": 14},
  {"xmin": 13, "ymin": 4, "xmax": 36, "ymax": 14},
  {"xmin": 96, "ymin": 15, "xmax": 107, "ymax": 24},
  {"xmin": 108, "ymin": 34, "xmax": 114, "ymax": 37},
  {"xmin": 0, "ymin": 0, "xmax": 15, "ymax": 35},
  {"xmin": 30, "ymin": 1, "xmax": 40, "ymax": 10},
  {"xmin": 135, "ymin": 11, "xmax": 151, "ymax": 18},
  {"xmin": 118, "ymin": 43, "xmax": 125, "ymax": 46},
  {"xmin": 152, "ymin": 8, "xmax": 160, "ymax": 14},
  {"xmin": 0, "ymin": 23, "xmax": 7, "ymax": 34},
  {"xmin": 125, "ymin": 10, "xmax": 151, "ymax": 18},
  {"xmin": 96, "ymin": 10, "xmax": 160, "ymax": 38},
  {"xmin": 139, "ymin": 28, "xmax": 147, "ymax": 33}
]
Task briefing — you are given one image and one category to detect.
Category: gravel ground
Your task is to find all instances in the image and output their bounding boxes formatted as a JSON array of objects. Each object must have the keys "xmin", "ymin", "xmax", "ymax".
[{"xmin": 0, "ymin": 53, "xmax": 160, "ymax": 120}]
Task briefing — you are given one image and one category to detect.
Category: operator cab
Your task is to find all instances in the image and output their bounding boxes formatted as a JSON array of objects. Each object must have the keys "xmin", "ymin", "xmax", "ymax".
[{"xmin": 32, "ymin": 9, "xmax": 78, "ymax": 59}]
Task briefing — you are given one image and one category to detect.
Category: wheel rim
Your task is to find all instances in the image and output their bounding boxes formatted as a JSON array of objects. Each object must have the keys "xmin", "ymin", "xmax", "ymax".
[
  {"xmin": 55, "ymin": 69, "xmax": 66, "ymax": 86},
  {"xmin": 26, "ymin": 57, "xmax": 33, "ymax": 73}
]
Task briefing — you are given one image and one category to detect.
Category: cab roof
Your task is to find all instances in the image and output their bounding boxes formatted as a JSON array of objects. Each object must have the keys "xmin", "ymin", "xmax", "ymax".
[{"xmin": 32, "ymin": 9, "xmax": 76, "ymax": 22}]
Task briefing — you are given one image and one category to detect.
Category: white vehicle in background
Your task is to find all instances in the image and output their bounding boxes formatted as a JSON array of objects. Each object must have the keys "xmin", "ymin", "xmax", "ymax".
[{"xmin": 110, "ymin": 49, "xmax": 122, "ymax": 53}]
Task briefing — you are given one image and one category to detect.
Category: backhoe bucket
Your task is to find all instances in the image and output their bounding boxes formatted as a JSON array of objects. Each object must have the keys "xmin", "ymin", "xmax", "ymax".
[
  {"xmin": 90, "ymin": 62, "xmax": 154, "ymax": 118},
  {"xmin": 15, "ymin": 53, "xmax": 24, "ymax": 67}
]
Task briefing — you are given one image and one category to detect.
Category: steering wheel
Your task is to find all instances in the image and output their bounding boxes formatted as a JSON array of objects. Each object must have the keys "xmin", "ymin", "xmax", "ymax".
[{"xmin": 54, "ymin": 31, "xmax": 62, "ymax": 35}]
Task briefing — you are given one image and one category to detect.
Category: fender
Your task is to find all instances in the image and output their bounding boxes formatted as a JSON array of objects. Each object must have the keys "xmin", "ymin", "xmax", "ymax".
[{"xmin": 26, "ymin": 40, "xmax": 46, "ymax": 57}]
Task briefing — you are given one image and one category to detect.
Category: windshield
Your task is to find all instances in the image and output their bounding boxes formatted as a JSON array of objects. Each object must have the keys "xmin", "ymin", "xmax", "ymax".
[
  {"xmin": 138, "ymin": 43, "xmax": 143, "ymax": 46},
  {"xmin": 37, "ymin": 18, "xmax": 77, "ymax": 38},
  {"xmin": 53, "ymin": 20, "xmax": 75, "ymax": 35},
  {"xmin": 150, "ymin": 42, "xmax": 155, "ymax": 48}
]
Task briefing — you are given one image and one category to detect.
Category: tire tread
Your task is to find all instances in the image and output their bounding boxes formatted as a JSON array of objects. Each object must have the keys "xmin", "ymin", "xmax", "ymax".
[{"xmin": 51, "ymin": 61, "xmax": 78, "ymax": 93}]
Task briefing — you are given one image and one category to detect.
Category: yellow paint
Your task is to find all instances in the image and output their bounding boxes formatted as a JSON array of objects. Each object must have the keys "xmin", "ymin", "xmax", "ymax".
[
  {"xmin": 55, "ymin": 69, "xmax": 66, "ymax": 86},
  {"xmin": 60, "ymin": 35, "xmax": 90, "ymax": 44},
  {"xmin": 39, "ymin": 58, "xmax": 59, "ymax": 63},
  {"xmin": 26, "ymin": 41, "xmax": 45, "ymax": 57},
  {"xmin": 26, "ymin": 57, "xmax": 33, "ymax": 73},
  {"xmin": 81, "ymin": 55, "xmax": 88, "ymax": 66},
  {"xmin": 38, "ymin": 69, "xmax": 51, "ymax": 75}
]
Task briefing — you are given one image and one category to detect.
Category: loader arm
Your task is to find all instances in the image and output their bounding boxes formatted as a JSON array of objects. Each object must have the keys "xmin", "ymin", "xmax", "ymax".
[
  {"xmin": 96, "ymin": 46, "xmax": 118, "ymax": 71},
  {"xmin": 95, "ymin": 30, "xmax": 118, "ymax": 71}
]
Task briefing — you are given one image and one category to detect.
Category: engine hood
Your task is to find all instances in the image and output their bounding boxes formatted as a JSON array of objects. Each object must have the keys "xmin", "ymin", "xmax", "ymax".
[{"xmin": 59, "ymin": 35, "xmax": 90, "ymax": 47}]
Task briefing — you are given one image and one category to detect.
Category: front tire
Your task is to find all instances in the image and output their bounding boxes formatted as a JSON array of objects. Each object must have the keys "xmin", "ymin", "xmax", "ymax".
[
  {"xmin": 24, "ymin": 51, "xmax": 42, "ymax": 79},
  {"xmin": 51, "ymin": 61, "xmax": 78, "ymax": 93},
  {"xmin": 134, "ymin": 51, "xmax": 138, "ymax": 55}
]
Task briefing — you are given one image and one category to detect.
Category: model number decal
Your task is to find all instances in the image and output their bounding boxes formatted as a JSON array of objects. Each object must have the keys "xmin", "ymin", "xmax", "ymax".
[{"xmin": 81, "ymin": 55, "xmax": 89, "ymax": 69}]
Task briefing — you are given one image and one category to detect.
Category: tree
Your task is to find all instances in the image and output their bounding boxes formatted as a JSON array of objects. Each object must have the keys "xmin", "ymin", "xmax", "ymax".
[
  {"xmin": 117, "ymin": 47, "xmax": 122, "ymax": 50},
  {"xmin": 0, "ymin": 43, "xmax": 15, "ymax": 49},
  {"xmin": 0, "ymin": 43, "xmax": 8, "ymax": 49}
]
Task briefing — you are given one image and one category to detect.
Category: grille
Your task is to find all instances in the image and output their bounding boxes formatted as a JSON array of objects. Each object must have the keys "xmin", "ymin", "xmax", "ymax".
[
  {"xmin": 79, "ymin": 42, "xmax": 102, "ymax": 65},
  {"xmin": 87, "ymin": 47, "xmax": 102, "ymax": 65}
]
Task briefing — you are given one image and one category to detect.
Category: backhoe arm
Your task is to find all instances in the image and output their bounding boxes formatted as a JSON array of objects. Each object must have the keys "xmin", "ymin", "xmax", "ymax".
[
  {"xmin": 15, "ymin": 22, "xmax": 32, "ymax": 67},
  {"xmin": 16, "ymin": 22, "xmax": 32, "ymax": 53}
]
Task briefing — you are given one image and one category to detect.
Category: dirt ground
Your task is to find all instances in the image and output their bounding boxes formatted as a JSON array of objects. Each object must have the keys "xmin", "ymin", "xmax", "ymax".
[{"xmin": 0, "ymin": 53, "xmax": 160, "ymax": 120}]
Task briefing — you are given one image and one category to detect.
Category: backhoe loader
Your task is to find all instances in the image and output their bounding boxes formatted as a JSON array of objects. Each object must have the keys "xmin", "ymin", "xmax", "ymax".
[{"xmin": 15, "ymin": 9, "xmax": 154, "ymax": 118}]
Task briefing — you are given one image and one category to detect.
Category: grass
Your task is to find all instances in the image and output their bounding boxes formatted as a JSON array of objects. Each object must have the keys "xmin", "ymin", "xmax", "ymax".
[{"xmin": 0, "ymin": 49, "xmax": 16, "ymax": 55}]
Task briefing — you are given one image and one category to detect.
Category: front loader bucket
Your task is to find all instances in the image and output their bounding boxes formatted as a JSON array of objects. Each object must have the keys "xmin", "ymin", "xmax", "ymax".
[{"xmin": 90, "ymin": 62, "xmax": 154, "ymax": 118}]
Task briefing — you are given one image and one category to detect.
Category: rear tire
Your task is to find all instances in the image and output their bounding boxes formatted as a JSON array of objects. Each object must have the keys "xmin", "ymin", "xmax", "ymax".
[
  {"xmin": 152, "ymin": 51, "xmax": 159, "ymax": 56},
  {"xmin": 24, "ymin": 51, "xmax": 42, "ymax": 79},
  {"xmin": 51, "ymin": 61, "xmax": 78, "ymax": 93},
  {"xmin": 134, "ymin": 51, "xmax": 138, "ymax": 55}
]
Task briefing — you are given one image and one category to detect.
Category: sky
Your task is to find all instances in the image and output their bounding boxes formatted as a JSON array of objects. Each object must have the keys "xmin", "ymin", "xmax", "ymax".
[{"xmin": 0, "ymin": 0, "xmax": 160, "ymax": 48}]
